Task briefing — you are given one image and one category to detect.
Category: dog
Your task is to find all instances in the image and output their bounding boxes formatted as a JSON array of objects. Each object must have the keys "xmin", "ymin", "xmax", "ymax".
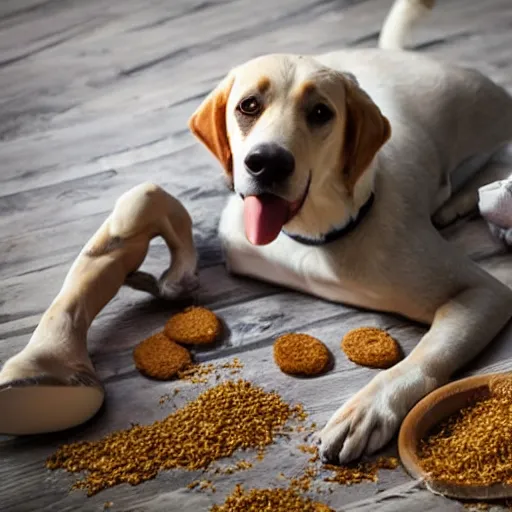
[{"xmin": 187, "ymin": 0, "xmax": 512, "ymax": 465}]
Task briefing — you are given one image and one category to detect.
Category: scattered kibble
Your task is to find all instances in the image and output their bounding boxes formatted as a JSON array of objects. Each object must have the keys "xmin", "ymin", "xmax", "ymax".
[
  {"xmin": 177, "ymin": 363, "xmax": 216, "ymax": 384},
  {"xmin": 418, "ymin": 377, "xmax": 512, "ymax": 486},
  {"xmin": 212, "ymin": 460, "xmax": 254, "ymax": 475},
  {"xmin": 46, "ymin": 380, "xmax": 295, "ymax": 496},
  {"xmin": 289, "ymin": 465, "xmax": 319, "ymax": 492},
  {"xmin": 158, "ymin": 394, "xmax": 171, "ymax": 405},
  {"xmin": 177, "ymin": 359, "xmax": 243, "ymax": 384},
  {"xmin": 210, "ymin": 484, "xmax": 334, "ymax": 512},
  {"xmin": 323, "ymin": 456, "xmax": 399, "ymax": 485},
  {"xmin": 198, "ymin": 480, "xmax": 216, "ymax": 493}
]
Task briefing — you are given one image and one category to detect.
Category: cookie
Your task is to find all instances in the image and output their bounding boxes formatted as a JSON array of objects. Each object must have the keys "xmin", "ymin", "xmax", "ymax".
[
  {"xmin": 133, "ymin": 332, "xmax": 192, "ymax": 379},
  {"xmin": 341, "ymin": 327, "xmax": 401, "ymax": 369},
  {"xmin": 164, "ymin": 306, "xmax": 221, "ymax": 345},
  {"xmin": 273, "ymin": 333, "xmax": 330, "ymax": 376}
]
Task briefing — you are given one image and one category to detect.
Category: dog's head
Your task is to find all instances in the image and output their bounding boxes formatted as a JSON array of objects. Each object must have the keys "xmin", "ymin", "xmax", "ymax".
[{"xmin": 189, "ymin": 54, "xmax": 390, "ymax": 245}]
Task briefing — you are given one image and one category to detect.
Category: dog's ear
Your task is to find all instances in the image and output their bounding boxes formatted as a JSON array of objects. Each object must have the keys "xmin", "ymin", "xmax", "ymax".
[
  {"xmin": 342, "ymin": 77, "xmax": 391, "ymax": 193},
  {"xmin": 188, "ymin": 75, "xmax": 235, "ymax": 185}
]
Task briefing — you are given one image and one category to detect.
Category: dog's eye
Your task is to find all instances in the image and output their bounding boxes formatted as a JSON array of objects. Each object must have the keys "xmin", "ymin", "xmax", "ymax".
[
  {"xmin": 307, "ymin": 103, "xmax": 334, "ymax": 126},
  {"xmin": 238, "ymin": 96, "xmax": 261, "ymax": 116}
]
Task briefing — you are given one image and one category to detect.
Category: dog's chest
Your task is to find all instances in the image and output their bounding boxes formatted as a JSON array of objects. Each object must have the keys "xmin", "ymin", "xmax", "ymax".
[{"xmin": 219, "ymin": 196, "xmax": 390, "ymax": 310}]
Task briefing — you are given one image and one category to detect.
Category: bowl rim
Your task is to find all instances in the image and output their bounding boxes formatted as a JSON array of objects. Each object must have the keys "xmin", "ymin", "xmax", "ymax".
[{"xmin": 398, "ymin": 372, "xmax": 512, "ymax": 500}]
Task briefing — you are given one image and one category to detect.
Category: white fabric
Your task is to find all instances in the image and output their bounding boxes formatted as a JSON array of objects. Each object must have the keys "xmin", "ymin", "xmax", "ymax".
[{"xmin": 478, "ymin": 174, "xmax": 512, "ymax": 245}]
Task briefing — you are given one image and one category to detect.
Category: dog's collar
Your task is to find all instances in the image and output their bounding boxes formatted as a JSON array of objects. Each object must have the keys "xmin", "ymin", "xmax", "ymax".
[{"xmin": 283, "ymin": 193, "xmax": 375, "ymax": 246}]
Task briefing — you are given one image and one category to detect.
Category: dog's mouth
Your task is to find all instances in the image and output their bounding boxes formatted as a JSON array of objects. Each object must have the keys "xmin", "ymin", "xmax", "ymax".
[{"xmin": 243, "ymin": 175, "xmax": 311, "ymax": 246}]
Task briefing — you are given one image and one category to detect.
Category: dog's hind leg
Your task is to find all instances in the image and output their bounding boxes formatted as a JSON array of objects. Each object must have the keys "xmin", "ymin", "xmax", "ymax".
[{"xmin": 433, "ymin": 147, "xmax": 512, "ymax": 228}]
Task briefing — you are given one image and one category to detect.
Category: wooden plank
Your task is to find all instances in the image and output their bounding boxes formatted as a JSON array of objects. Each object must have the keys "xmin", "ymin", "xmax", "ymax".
[{"xmin": 0, "ymin": 0, "xmax": 511, "ymax": 510}]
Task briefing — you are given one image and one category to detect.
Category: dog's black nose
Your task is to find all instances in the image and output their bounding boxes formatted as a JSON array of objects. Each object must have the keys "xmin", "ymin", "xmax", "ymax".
[{"xmin": 244, "ymin": 143, "xmax": 295, "ymax": 185}]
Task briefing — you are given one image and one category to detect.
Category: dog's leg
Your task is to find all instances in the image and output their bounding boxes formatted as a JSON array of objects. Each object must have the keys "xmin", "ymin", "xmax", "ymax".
[
  {"xmin": 157, "ymin": 215, "xmax": 199, "ymax": 300},
  {"xmin": 319, "ymin": 280, "xmax": 512, "ymax": 464},
  {"xmin": 433, "ymin": 152, "xmax": 512, "ymax": 228}
]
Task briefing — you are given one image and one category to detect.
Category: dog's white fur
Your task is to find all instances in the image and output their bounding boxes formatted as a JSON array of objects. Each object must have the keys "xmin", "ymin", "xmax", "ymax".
[
  {"xmin": 379, "ymin": 0, "xmax": 435, "ymax": 50},
  {"xmin": 188, "ymin": 22, "xmax": 512, "ymax": 463}
]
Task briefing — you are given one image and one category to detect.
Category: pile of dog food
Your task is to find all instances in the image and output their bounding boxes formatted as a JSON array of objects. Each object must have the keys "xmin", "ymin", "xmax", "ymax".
[
  {"xmin": 46, "ymin": 379, "xmax": 300, "ymax": 495},
  {"xmin": 46, "ymin": 304, "xmax": 406, "ymax": 509},
  {"xmin": 210, "ymin": 485, "xmax": 334, "ymax": 512},
  {"xmin": 418, "ymin": 376, "xmax": 512, "ymax": 487}
]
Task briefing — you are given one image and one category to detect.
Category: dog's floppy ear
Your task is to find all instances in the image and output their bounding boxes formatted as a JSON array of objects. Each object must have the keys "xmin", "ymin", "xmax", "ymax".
[
  {"xmin": 342, "ymin": 77, "xmax": 391, "ymax": 193},
  {"xmin": 188, "ymin": 74, "xmax": 235, "ymax": 185}
]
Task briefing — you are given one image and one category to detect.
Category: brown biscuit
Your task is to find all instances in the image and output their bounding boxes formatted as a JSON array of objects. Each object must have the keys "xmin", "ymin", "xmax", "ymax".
[
  {"xmin": 133, "ymin": 332, "xmax": 192, "ymax": 379},
  {"xmin": 273, "ymin": 333, "xmax": 330, "ymax": 376},
  {"xmin": 164, "ymin": 306, "xmax": 221, "ymax": 345},
  {"xmin": 341, "ymin": 327, "xmax": 401, "ymax": 369}
]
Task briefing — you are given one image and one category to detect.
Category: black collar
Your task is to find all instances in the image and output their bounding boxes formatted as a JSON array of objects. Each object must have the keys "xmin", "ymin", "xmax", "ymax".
[{"xmin": 283, "ymin": 193, "xmax": 375, "ymax": 246}]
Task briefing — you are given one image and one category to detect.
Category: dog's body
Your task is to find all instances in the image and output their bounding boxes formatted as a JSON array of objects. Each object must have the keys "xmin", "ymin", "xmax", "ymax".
[{"xmin": 188, "ymin": 9, "xmax": 512, "ymax": 463}]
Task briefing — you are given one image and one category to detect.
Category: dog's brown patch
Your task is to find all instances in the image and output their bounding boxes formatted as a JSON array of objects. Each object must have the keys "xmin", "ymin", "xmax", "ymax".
[
  {"xmin": 294, "ymin": 81, "xmax": 316, "ymax": 103},
  {"xmin": 257, "ymin": 76, "xmax": 271, "ymax": 94},
  {"xmin": 188, "ymin": 75, "xmax": 234, "ymax": 179},
  {"xmin": 341, "ymin": 79, "xmax": 391, "ymax": 196}
]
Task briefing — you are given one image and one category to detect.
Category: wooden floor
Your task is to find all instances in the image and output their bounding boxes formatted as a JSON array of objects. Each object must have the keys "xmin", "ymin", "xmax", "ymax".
[{"xmin": 1, "ymin": 0, "xmax": 512, "ymax": 511}]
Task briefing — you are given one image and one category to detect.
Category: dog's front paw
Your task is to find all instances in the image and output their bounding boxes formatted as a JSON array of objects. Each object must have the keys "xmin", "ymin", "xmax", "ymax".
[
  {"xmin": 158, "ymin": 268, "xmax": 199, "ymax": 300},
  {"xmin": 318, "ymin": 367, "xmax": 433, "ymax": 464}
]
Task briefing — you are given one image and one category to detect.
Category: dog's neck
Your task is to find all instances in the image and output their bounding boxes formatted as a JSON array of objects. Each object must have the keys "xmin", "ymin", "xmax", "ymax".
[{"xmin": 283, "ymin": 162, "xmax": 376, "ymax": 245}]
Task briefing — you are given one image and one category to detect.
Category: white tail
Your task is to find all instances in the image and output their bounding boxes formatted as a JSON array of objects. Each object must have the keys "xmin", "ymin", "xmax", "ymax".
[{"xmin": 379, "ymin": 0, "xmax": 435, "ymax": 50}]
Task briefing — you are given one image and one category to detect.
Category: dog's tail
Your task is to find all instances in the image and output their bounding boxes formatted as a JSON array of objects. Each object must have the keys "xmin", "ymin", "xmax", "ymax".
[{"xmin": 378, "ymin": 0, "xmax": 435, "ymax": 50}]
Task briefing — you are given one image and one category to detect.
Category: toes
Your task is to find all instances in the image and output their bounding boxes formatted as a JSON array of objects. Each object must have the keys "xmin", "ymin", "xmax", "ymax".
[
  {"xmin": 158, "ymin": 270, "xmax": 199, "ymax": 299},
  {"xmin": 338, "ymin": 415, "xmax": 375, "ymax": 464},
  {"xmin": 159, "ymin": 282, "xmax": 184, "ymax": 299},
  {"xmin": 319, "ymin": 421, "xmax": 350, "ymax": 464},
  {"xmin": 366, "ymin": 425, "xmax": 386, "ymax": 455},
  {"xmin": 366, "ymin": 418, "xmax": 395, "ymax": 455},
  {"xmin": 319, "ymin": 401, "xmax": 401, "ymax": 465}
]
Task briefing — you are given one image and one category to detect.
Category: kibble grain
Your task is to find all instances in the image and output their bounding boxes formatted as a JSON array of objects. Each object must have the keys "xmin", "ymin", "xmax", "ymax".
[
  {"xmin": 418, "ymin": 377, "xmax": 512, "ymax": 486},
  {"xmin": 210, "ymin": 484, "xmax": 334, "ymax": 512},
  {"xmin": 46, "ymin": 380, "xmax": 294, "ymax": 495}
]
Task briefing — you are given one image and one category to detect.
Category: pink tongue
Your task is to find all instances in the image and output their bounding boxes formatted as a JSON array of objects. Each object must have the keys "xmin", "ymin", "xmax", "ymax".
[{"xmin": 244, "ymin": 195, "xmax": 289, "ymax": 245}]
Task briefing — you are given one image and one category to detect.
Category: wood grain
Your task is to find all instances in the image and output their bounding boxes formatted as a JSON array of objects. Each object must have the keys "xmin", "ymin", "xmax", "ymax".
[{"xmin": 1, "ymin": 0, "xmax": 511, "ymax": 510}]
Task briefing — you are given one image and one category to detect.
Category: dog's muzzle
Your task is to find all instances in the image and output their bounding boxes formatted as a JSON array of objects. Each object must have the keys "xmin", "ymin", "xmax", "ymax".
[{"xmin": 244, "ymin": 143, "xmax": 295, "ymax": 187}]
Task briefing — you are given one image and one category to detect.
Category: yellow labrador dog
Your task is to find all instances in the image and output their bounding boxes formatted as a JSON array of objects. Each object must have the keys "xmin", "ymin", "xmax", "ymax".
[{"xmin": 188, "ymin": 4, "xmax": 512, "ymax": 464}]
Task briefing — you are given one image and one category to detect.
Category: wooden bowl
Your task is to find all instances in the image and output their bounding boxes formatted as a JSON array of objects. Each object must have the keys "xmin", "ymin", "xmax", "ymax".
[{"xmin": 398, "ymin": 372, "xmax": 512, "ymax": 500}]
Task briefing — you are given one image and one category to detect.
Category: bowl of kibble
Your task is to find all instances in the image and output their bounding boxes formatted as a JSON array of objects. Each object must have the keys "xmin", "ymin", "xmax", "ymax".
[{"xmin": 398, "ymin": 372, "xmax": 512, "ymax": 500}]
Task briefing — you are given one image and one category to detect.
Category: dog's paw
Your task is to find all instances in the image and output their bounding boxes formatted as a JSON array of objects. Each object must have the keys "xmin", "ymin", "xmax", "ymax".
[
  {"xmin": 318, "ymin": 367, "xmax": 434, "ymax": 464},
  {"xmin": 158, "ymin": 268, "xmax": 199, "ymax": 300},
  {"xmin": 432, "ymin": 191, "xmax": 479, "ymax": 228}
]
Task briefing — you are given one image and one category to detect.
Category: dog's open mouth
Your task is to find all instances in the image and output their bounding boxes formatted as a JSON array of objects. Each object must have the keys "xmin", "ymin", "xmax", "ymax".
[{"xmin": 243, "ymin": 176, "xmax": 311, "ymax": 246}]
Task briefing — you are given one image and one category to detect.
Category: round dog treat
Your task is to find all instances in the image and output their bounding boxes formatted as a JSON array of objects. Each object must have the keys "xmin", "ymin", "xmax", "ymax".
[
  {"xmin": 341, "ymin": 327, "xmax": 401, "ymax": 369},
  {"xmin": 164, "ymin": 306, "xmax": 221, "ymax": 345},
  {"xmin": 133, "ymin": 332, "xmax": 192, "ymax": 380},
  {"xmin": 273, "ymin": 333, "xmax": 330, "ymax": 376}
]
